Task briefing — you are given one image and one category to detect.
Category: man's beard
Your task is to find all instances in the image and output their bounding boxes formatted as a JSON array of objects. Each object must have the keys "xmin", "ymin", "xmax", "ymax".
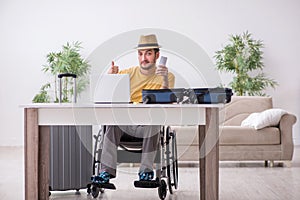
[{"xmin": 140, "ymin": 62, "xmax": 156, "ymax": 70}]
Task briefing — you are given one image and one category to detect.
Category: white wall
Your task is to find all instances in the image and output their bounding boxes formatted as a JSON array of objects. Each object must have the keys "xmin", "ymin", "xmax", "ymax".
[{"xmin": 0, "ymin": 0, "xmax": 299, "ymax": 146}]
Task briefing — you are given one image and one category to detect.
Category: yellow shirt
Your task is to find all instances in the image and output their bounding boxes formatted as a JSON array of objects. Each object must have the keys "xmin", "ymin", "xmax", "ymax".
[{"xmin": 119, "ymin": 66, "xmax": 175, "ymax": 103}]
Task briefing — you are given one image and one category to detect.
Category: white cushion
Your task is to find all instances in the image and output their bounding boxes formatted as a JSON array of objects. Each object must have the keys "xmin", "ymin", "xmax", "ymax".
[{"xmin": 241, "ymin": 108, "xmax": 287, "ymax": 130}]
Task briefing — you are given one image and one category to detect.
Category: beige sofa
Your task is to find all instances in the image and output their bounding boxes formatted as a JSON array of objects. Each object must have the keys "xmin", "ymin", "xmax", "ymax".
[{"xmin": 174, "ymin": 96, "xmax": 297, "ymax": 166}]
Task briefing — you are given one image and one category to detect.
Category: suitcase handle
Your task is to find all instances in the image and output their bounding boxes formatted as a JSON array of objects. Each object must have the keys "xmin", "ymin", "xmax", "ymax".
[
  {"xmin": 58, "ymin": 73, "xmax": 77, "ymax": 79},
  {"xmin": 58, "ymin": 73, "xmax": 77, "ymax": 103}
]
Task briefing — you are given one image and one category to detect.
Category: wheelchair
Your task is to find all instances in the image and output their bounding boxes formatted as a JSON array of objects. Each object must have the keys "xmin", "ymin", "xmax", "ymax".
[{"xmin": 87, "ymin": 125, "xmax": 178, "ymax": 200}]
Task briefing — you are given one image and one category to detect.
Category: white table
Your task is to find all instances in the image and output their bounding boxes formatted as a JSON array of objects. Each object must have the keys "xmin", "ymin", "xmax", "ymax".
[{"xmin": 23, "ymin": 103, "xmax": 221, "ymax": 200}]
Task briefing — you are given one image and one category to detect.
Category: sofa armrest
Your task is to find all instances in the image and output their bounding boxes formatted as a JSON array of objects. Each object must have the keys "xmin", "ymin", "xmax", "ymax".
[{"xmin": 279, "ymin": 113, "xmax": 297, "ymax": 160}]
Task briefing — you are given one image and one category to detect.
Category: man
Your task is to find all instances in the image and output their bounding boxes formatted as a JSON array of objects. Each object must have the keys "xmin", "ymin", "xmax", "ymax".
[{"xmin": 96, "ymin": 34, "xmax": 175, "ymax": 185}]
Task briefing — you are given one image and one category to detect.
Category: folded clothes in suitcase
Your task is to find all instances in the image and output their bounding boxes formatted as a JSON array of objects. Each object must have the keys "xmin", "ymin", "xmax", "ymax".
[{"xmin": 142, "ymin": 87, "xmax": 233, "ymax": 104}]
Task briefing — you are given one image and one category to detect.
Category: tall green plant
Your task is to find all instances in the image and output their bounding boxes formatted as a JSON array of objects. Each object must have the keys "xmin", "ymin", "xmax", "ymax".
[
  {"xmin": 214, "ymin": 31, "xmax": 277, "ymax": 96},
  {"xmin": 33, "ymin": 41, "xmax": 90, "ymax": 103}
]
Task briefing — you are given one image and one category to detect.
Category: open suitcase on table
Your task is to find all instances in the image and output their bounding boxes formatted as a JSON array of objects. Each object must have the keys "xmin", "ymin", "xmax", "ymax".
[{"xmin": 142, "ymin": 87, "xmax": 233, "ymax": 104}]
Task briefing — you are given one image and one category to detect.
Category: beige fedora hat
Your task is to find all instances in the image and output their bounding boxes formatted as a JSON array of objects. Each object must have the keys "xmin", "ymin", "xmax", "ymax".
[{"xmin": 135, "ymin": 34, "xmax": 161, "ymax": 49}]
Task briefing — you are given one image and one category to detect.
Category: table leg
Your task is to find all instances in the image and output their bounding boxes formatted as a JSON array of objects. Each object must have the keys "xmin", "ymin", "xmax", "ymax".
[
  {"xmin": 199, "ymin": 108, "xmax": 219, "ymax": 200},
  {"xmin": 24, "ymin": 108, "xmax": 39, "ymax": 200},
  {"xmin": 24, "ymin": 108, "xmax": 50, "ymax": 200},
  {"xmin": 39, "ymin": 126, "xmax": 50, "ymax": 200}
]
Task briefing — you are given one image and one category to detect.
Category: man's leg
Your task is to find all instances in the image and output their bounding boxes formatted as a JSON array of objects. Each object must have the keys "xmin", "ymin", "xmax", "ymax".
[
  {"xmin": 100, "ymin": 125, "xmax": 124, "ymax": 178},
  {"xmin": 100, "ymin": 125, "xmax": 160, "ymax": 180},
  {"xmin": 136, "ymin": 125, "xmax": 161, "ymax": 173}
]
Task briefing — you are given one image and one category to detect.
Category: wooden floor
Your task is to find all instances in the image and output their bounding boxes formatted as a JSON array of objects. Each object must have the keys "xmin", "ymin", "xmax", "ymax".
[{"xmin": 1, "ymin": 146, "xmax": 300, "ymax": 200}]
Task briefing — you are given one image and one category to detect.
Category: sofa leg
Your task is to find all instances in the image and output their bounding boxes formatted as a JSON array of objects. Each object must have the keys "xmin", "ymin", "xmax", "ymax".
[{"xmin": 265, "ymin": 160, "xmax": 275, "ymax": 167}]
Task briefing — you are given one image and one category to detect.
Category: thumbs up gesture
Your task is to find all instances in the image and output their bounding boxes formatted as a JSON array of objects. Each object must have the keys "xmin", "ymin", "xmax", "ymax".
[{"xmin": 108, "ymin": 61, "xmax": 119, "ymax": 74}]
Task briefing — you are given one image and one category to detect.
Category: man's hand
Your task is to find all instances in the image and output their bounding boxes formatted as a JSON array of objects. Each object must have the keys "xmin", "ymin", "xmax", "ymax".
[
  {"xmin": 108, "ymin": 61, "xmax": 119, "ymax": 74},
  {"xmin": 155, "ymin": 65, "xmax": 168, "ymax": 77},
  {"xmin": 156, "ymin": 65, "xmax": 169, "ymax": 88}
]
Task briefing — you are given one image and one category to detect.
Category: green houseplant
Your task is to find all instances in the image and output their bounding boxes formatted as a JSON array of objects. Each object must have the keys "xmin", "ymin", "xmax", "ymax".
[
  {"xmin": 33, "ymin": 41, "xmax": 91, "ymax": 102},
  {"xmin": 214, "ymin": 31, "xmax": 277, "ymax": 96}
]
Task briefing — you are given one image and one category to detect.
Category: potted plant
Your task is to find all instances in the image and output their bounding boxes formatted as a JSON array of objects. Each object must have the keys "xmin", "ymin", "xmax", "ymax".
[
  {"xmin": 33, "ymin": 41, "xmax": 90, "ymax": 102},
  {"xmin": 214, "ymin": 31, "xmax": 277, "ymax": 96}
]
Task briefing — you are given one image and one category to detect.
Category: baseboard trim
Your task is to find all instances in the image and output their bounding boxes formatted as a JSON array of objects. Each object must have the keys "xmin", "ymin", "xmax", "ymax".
[{"xmin": 294, "ymin": 139, "xmax": 300, "ymax": 146}]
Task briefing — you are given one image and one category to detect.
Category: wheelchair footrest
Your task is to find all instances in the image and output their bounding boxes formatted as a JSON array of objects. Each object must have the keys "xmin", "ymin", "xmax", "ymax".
[
  {"xmin": 134, "ymin": 180, "xmax": 160, "ymax": 188},
  {"xmin": 93, "ymin": 182, "xmax": 116, "ymax": 190}
]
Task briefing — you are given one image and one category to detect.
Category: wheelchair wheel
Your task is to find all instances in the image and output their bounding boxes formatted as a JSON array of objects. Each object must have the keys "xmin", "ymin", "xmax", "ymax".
[
  {"xmin": 158, "ymin": 179, "xmax": 167, "ymax": 200},
  {"xmin": 91, "ymin": 185, "xmax": 100, "ymax": 198},
  {"xmin": 87, "ymin": 184, "xmax": 91, "ymax": 194},
  {"xmin": 166, "ymin": 127, "xmax": 179, "ymax": 194},
  {"xmin": 171, "ymin": 129, "xmax": 178, "ymax": 190}
]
